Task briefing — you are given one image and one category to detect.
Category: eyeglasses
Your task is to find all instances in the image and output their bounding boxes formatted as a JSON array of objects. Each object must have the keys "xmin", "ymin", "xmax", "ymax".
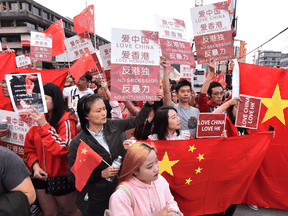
[{"xmin": 211, "ymin": 91, "xmax": 225, "ymax": 96}]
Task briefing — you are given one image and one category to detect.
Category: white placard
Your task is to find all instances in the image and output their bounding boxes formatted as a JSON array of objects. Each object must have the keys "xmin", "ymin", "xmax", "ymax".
[
  {"xmin": 99, "ymin": 43, "xmax": 111, "ymax": 70},
  {"xmin": 16, "ymin": 54, "xmax": 31, "ymax": 68},
  {"xmin": 64, "ymin": 35, "xmax": 95, "ymax": 61}
]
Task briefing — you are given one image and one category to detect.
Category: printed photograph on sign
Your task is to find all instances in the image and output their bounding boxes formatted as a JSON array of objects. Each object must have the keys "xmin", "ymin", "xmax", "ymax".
[
  {"xmin": 30, "ymin": 32, "xmax": 52, "ymax": 62},
  {"xmin": 190, "ymin": 1, "xmax": 234, "ymax": 64},
  {"xmin": 5, "ymin": 73, "xmax": 47, "ymax": 114},
  {"xmin": 111, "ymin": 28, "xmax": 160, "ymax": 101},
  {"xmin": 235, "ymin": 94, "xmax": 262, "ymax": 129},
  {"xmin": 197, "ymin": 113, "xmax": 226, "ymax": 138}
]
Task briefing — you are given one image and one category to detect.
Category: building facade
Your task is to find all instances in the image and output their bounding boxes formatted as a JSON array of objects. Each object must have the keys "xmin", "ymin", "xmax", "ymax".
[
  {"xmin": 253, "ymin": 50, "xmax": 282, "ymax": 68},
  {"xmin": 0, "ymin": 0, "xmax": 109, "ymax": 57}
]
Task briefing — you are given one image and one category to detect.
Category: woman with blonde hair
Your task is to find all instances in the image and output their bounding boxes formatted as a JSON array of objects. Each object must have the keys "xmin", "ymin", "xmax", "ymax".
[{"xmin": 109, "ymin": 142, "xmax": 182, "ymax": 216}]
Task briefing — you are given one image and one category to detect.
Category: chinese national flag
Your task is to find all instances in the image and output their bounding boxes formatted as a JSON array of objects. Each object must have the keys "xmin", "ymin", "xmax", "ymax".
[
  {"xmin": 146, "ymin": 132, "xmax": 273, "ymax": 215},
  {"xmin": 73, "ymin": 5, "xmax": 94, "ymax": 34},
  {"xmin": 212, "ymin": 73, "xmax": 227, "ymax": 86},
  {"xmin": 70, "ymin": 141, "xmax": 102, "ymax": 191},
  {"xmin": 237, "ymin": 63, "xmax": 288, "ymax": 210},
  {"xmin": 43, "ymin": 20, "xmax": 66, "ymax": 56},
  {"xmin": 69, "ymin": 49, "xmax": 96, "ymax": 82}
]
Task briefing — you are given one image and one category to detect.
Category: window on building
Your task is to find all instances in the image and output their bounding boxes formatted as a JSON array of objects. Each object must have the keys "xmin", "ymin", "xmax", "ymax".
[
  {"xmin": 1, "ymin": 20, "xmax": 14, "ymax": 27},
  {"xmin": 71, "ymin": 25, "xmax": 74, "ymax": 31},
  {"xmin": 1, "ymin": 36, "xmax": 20, "ymax": 43},
  {"xmin": 54, "ymin": 17, "xmax": 59, "ymax": 21},
  {"xmin": 16, "ymin": 20, "xmax": 27, "ymax": 27},
  {"xmin": 62, "ymin": 21, "xmax": 66, "ymax": 28},
  {"xmin": 38, "ymin": 26, "xmax": 44, "ymax": 32},
  {"xmin": 27, "ymin": 22, "xmax": 36, "ymax": 29},
  {"xmin": 43, "ymin": 11, "xmax": 48, "ymax": 19},
  {"xmin": 21, "ymin": 3, "xmax": 29, "ymax": 11},
  {"xmin": 33, "ymin": 6, "xmax": 40, "ymax": 15},
  {"xmin": 10, "ymin": 3, "xmax": 19, "ymax": 10}
]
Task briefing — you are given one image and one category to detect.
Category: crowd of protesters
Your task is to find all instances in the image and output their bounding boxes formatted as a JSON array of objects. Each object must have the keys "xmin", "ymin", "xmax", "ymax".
[{"xmin": 0, "ymin": 50, "xmax": 260, "ymax": 216}]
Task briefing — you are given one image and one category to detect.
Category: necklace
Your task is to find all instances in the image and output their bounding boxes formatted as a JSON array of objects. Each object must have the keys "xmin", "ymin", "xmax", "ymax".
[{"xmin": 146, "ymin": 182, "xmax": 161, "ymax": 214}]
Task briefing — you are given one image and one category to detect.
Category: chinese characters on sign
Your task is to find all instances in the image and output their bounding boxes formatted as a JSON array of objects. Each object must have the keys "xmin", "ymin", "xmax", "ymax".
[
  {"xmin": 30, "ymin": 32, "xmax": 52, "ymax": 61},
  {"xmin": 99, "ymin": 43, "xmax": 111, "ymax": 71},
  {"xmin": 180, "ymin": 65, "xmax": 193, "ymax": 83},
  {"xmin": 64, "ymin": 35, "xmax": 95, "ymax": 61},
  {"xmin": 190, "ymin": 1, "xmax": 235, "ymax": 64},
  {"xmin": 155, "ymin": 15, "xmax": 195, "ymax": 67},
  {"xmin": 235, "ymin": 94, "xmax": 262, "ymax": 129},
  {"xmin": 111, "ymin": 28, "xmax": 160, "ymax": 101},
  {"xmin": 16, "ymin": 54, "xmax": 31, "ymax": 68}
]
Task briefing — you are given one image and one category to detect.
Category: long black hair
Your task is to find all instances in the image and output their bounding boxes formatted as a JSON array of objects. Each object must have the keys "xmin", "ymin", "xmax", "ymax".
[
  {"xmin": 77, "ymin": 94, "xmax": 103, "ymax": 133},
  {"xmin": 152, "ymin": 106, "xmax": 180, "ymax": 140},
  {"xmin": 43, "ymin": 82, "xmax": 71, "ymax": 129}
]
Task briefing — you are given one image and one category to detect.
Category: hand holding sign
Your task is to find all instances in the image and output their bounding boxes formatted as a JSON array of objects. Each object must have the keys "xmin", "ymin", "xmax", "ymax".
[{"xmin": 29, "ymin": 106, "xmax": 47, "ymax": 127}]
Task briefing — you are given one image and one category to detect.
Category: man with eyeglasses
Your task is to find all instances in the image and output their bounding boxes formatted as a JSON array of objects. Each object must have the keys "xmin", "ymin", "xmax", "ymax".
[{"xmin": 198, "ymin": 59, "xmax": 231, "ymax": 113}]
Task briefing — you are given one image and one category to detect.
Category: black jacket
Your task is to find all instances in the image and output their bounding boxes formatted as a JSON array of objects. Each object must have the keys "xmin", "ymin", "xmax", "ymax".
[{"xmin": 67, "ymin": 102, "xmax": 152, "ymax": 203}]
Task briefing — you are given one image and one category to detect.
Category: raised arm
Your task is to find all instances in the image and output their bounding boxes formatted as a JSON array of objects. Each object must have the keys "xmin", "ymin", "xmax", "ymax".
[
  {"xmin": 200, "ymin": 59, "xmax": 215, "ymax": 94},
  {"xmin": 212, "ymin": 97, "xmax": 242, "ymax": 114},
  {"xmin": 161, "ymin": 56, "xmax": 172, "ymax": 106}
]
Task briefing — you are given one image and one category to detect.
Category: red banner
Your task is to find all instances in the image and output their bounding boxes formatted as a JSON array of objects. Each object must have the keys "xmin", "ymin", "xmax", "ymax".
[{"xmin": 146, "ymin": 132, "xmax": 273, "ymax": 215}]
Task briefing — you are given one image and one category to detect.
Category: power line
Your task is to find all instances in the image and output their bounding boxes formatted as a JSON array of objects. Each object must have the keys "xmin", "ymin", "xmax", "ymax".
[{"xmin": 246, "ymin": 26, "xmax": 288, "ymax": 55}]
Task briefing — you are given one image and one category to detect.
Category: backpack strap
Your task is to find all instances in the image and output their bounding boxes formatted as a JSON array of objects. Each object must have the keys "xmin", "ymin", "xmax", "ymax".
[{"xmin": 117, "ymin": 184, "xmax": 135, "ymax": 210}]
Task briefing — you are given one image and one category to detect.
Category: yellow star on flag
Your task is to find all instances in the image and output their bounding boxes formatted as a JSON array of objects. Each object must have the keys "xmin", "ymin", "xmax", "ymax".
[
  {"xmin": 188, "ymin": 145, "xmax": 196, "ymax": 153},
  {"xmin": 89, "ymin": 8, "xmax": 93, "ymax": 15},
  {"xmin": 81, "ymin": 147, "xmax": 88, "ymax": 154},
  {"xmin": 159, "ymin": 152, "xmax": 179, "ymax": 176},
  {"xmin": 197, "ymin": 153, "xmax": 205, "ymax": 162},
  {"xmin": 85, "ymin": 53, "xmax": 89, "ymax": 57},
  {"xmin": 185, "ymin": 178, "xmax": 192, "ymax": 185},
  {"xmin": 261, "ymin": 84, "xmax": 288, "ymax": 125},
  {"xmin": 195, "ymin": 167, "xmax": 202, "ymax": 174}
]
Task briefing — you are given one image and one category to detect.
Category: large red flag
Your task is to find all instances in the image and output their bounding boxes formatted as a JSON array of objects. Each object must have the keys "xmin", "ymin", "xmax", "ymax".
[
  {"xmin": 73, "ymin": 5, "xmax": 94, "ymax": 34},
  {"xmin": 69, "ymin": 49, "xmax": 96, "ymax": 82},
  {"xmin": 238, "ymin": 63, "xmax": 288, "ymax": 210},
  {"xmin": 146, "ymin": 132, "xmax": 273, "ymax": 215},
  {"xmin": 70, "ymin": 140, "xmax": 102, "ymax": 191},
  {"xmin": 43, "ymin": 20, "xmax": 66, "ymax": 56}
]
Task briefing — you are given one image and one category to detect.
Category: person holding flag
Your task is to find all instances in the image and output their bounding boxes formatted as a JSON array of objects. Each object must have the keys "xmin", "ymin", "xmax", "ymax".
[{"xmin": 68, "ymin": 94, "xmax": 154, "ymax": 216}]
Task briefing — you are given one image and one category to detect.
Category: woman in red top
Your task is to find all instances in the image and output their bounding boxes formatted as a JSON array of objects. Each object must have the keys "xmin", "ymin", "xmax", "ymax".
[{"xmin": 24, "ymin": 83, "xmax": 82, "ymax": 216}]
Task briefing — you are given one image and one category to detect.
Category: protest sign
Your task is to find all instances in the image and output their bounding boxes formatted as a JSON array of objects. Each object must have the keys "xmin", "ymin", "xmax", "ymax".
[
  {"xmin": 0, "ymin": 110, "xmax": 36, "ymax": 162},
  {"xmin": 190, "ymin": 1, "xmax": 235, "ymax": 64},
  {"xmin": 99, "ymin": 43, "xmax": 111, "ymax": 71},
  {"xmin": 155, "ymin": 15, "xmax": 195, "ymax": 66},
  {"xmin": 111, "ymin": 28, "xmax": 160, "ymax": 101},
  {"xmin": 16, "ymin": 54, "xmax": 31, "ymax": 68},
  {"xmin": 197, "ymin": 113, "xmax": 226, "ymax": 138},
  {"xmin": 193, "ymin": 69, "xmax": 205, "ymax": 93},
  {"xmin": 5, "ymin": 73, "xmax": 47, "ymax": 114},
  {"xmin": 30, "ymin": 32, "xmax": 52, "ymax": 61},
  {"xmin": 235, "ymin": 94, "xmax": 262, "ymax": 129},
  {"xmin": 180, "ymin": 65, "xmax": 193, "ymax": 82},
  {"xmin": 64, "ymin": 35, "xmax": 95, "ymax": 61}
]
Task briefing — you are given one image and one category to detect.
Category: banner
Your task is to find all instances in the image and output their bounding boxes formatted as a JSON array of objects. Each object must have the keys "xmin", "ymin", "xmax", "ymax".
[
  {"xmin": 15, "ymin": 54, "xmax": 31, "ymax": 68},
  {"xmin": 30, "ymin": 32, "xmax": 52, "ymax": 61},
  {"xmin": 190, "ymin": 1, "xmax": 234, "ymax": 64},
  {"xmin": 235, "ymin": 94, "xmax": 262, "ymax": 129},
  {"xmin": 196, "ymin": 113, "xmax": 226, "ymax": 138},
  {"xmin": 155, "ymin": 15, "xmax": 195, "ymax": 66},
  {"xmin": 146, "ymin": 132, "xmax": 273, "ymax": 215},
  {"xmin": 64, "ymin": 35, "xmax": 95, "ymax": 61},
  {"xmin": 5, "ymin": 73, "xmax": 47, "ymax": 113},
  {"xmin": 111, "ymin": 28, "xmax": 160, "ymax": 101}
]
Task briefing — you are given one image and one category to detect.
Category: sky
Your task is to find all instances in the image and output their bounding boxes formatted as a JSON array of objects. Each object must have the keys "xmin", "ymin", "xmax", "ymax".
[{"xmin": 36, "ymin": 0, "xmax": 288, "ymax": 64}]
